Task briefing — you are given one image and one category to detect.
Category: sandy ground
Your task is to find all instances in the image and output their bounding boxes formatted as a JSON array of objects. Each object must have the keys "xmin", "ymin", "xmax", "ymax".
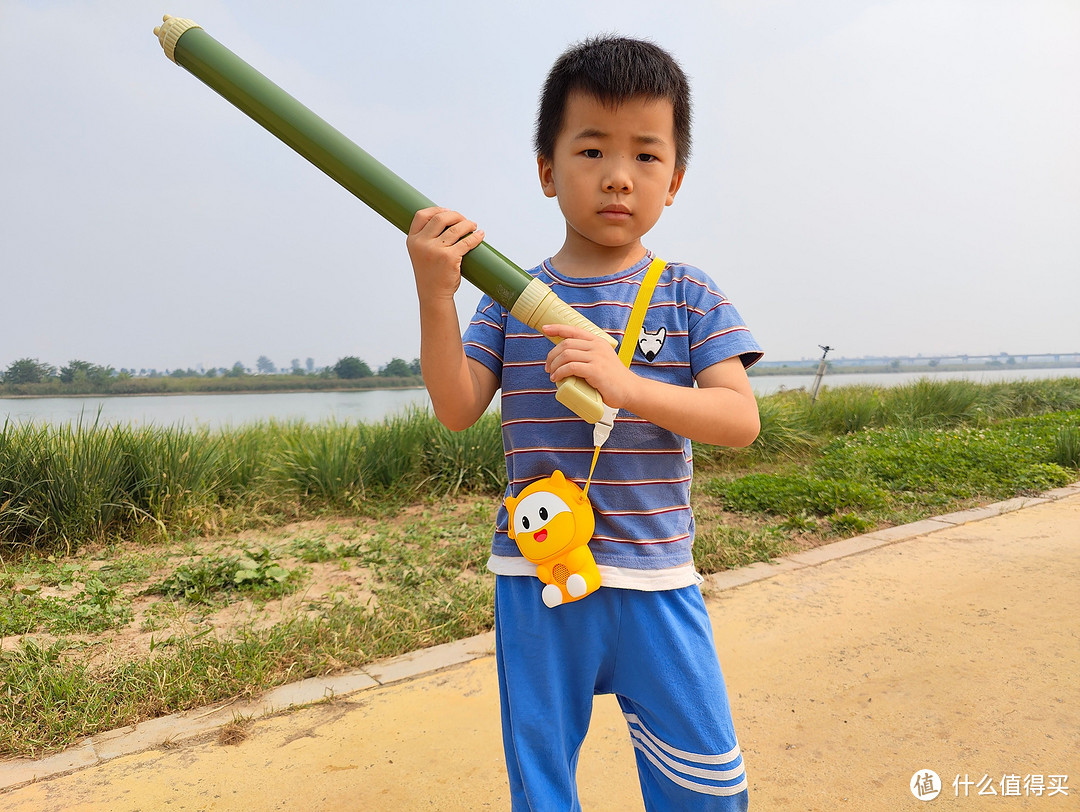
[{"xmin": 2, "ymin": 493, "xmax": 1078, "ymax": 811}]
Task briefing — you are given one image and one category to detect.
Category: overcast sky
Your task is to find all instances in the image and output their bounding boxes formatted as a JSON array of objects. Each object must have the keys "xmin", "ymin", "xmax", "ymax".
[{"xmin": 2, "ymin": 0, "xmax": 1077, "ymax": 373}]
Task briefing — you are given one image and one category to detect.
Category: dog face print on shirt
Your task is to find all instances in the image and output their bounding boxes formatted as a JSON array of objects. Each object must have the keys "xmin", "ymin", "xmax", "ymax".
[{"xmin": 637, "ymin": 327, "xmax": 666, "ymax": 362}]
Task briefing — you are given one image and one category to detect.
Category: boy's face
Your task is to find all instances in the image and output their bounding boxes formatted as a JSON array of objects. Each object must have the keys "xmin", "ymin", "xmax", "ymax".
[{"xmin": 538, "ymin": 92, "xmax": 685, "ymax": 258}]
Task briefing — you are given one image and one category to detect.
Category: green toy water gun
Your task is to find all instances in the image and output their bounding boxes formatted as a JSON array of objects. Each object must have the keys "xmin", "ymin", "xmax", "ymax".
[{"xmin": 152, "ymin": 15, "xmax": 617, "ymax": 424}]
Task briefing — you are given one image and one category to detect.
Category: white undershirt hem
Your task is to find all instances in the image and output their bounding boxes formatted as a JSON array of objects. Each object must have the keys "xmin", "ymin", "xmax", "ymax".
[{"xmin": 486, "ymin": 554, "xmax": 703, "ymax": 592}]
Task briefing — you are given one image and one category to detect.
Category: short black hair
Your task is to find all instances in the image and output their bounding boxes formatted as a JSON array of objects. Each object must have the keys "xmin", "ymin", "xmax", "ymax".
[{"xmin": 534, "ymin": 35, "xmax": 692, "ymax": 169}]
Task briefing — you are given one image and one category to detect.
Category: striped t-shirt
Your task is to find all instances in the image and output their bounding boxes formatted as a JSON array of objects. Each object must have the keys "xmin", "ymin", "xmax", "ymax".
[{"xmin": 463, "ymin": 251, "xmax": 763, "ymax": 591}]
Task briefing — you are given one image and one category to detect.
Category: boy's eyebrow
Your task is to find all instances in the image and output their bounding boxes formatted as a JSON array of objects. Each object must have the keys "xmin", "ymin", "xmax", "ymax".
[{"xmin": 570, "ymin": 128, "xmax": 669, "ymax": 146}]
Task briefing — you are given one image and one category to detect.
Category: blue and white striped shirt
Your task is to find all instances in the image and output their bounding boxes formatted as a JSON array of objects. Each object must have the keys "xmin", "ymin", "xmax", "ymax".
[{"xmin": 464, "ymin": 252, "xmax": 763, "ymax": 590}]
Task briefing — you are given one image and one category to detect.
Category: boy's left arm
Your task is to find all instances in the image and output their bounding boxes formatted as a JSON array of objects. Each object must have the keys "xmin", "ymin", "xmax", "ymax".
[{"xmin": 543, "ymin": 324, "xmax": 760, "ymax": 448}]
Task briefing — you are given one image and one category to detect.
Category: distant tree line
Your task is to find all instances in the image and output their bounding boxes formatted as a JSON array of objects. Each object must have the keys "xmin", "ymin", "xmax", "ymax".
[{"xmin": 0, "ymin": 355, "xmax": 422, "ymax": 395}]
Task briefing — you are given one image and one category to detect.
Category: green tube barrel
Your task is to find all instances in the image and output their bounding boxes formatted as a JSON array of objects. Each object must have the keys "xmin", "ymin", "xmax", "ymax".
[{"xmin": 153, "ymin": 15, "xmax": 616, "ymax": 424}]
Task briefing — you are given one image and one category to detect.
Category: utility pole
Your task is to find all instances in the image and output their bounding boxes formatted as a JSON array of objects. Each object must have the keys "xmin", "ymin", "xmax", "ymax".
[{"xmin": 810, "ymin": 345, "xmax": 834, "ymax": 405}]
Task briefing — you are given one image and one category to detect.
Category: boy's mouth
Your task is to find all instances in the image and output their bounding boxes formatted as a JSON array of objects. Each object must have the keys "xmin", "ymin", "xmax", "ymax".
[{"xmin": 599, "ymin": 205, "xmax": 631, "ymax": 220}]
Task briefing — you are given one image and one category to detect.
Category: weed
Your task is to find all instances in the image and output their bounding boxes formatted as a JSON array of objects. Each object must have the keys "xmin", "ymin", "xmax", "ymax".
[
  {"xmin": 828, "ymin": 512, "xmax": 876, "ymax": 537},
  {"xmin": 154, "ymin": 548, "xmax": 302, "ymax": 605},
  {"xmin": 217, "ymin": 716, "xmax": 252, "ymax": 746},
  {"xmin": 777, "ymin": 514, "xmax": 820, "ymax": 535},
  {"xmin": 291, "ymin": 535, "xmax": 336, "ymax": 563},
  {"xmin": 0, "ymin": 577, "xmax": 131, "ymax": 636}
]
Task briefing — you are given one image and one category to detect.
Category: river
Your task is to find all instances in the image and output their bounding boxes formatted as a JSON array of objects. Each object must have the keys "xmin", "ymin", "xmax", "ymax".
[{"xmin": 2, "ymin": 368, "xmax": 1078, "ymax": 429}]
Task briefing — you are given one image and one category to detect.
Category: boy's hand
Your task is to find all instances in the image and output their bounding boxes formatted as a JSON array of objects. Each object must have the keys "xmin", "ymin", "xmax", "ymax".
[
  {"xmin": 406, "ymin": 207, "xmax": 485, "ymax": 303},
  {"xmin": 543, "ymin": 323, "xmax": 636, "ymax": 409}
]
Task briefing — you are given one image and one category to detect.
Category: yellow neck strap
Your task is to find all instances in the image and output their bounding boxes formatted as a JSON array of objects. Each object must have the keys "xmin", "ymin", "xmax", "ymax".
[{"xmin": 583, "ymin": 256, "xmax": 667, "ymax": 496}]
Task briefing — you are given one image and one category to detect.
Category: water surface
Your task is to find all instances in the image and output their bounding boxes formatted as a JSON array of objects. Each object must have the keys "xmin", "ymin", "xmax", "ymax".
[{"xmin": 3, "ymin": 368, "xmax": 1077, "ymax": 428}]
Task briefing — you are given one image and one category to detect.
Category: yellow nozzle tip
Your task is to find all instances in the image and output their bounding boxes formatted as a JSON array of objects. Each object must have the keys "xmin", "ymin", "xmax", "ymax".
[{"xmin": 153, "ymin": 15, "xmax": 201, "ymax": 62}]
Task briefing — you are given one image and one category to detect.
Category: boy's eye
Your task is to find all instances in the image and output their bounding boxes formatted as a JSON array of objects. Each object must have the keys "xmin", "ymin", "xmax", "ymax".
[
  {"xmin": 582, "ymin": 148, "xmax": 602, "ymax": 159},
  {"xmin": 637, "ymin": 153, "xmax": 658, "ymax": 163}
]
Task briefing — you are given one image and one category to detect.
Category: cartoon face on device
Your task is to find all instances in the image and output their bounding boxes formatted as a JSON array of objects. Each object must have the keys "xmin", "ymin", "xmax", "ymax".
[
  {"xmin": 511, "ymin": 490, "xmax": 572, "ymax": 558},
  {"xmin": 505, "ymin": 470, "xmax": 601, "ymax": 607}
]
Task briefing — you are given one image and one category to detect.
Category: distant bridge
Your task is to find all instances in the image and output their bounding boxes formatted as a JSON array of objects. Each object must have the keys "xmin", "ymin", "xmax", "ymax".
[{"xmin": 757, "ymin": 352, "xmax": 1080, "ymax": 369}]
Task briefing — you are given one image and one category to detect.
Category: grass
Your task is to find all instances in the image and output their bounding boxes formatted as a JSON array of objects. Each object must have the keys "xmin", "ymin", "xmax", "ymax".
[
  {"xmin": 705, "ymin": 409, "xmax": 1078, "ymax": 534},
  {"xmin": 0, "ymin": 501, "xmax": 496, "ymax": 757},
  {"xmin": 0, "ymin": 377, "xmax": 1078, "ymax": 758}
]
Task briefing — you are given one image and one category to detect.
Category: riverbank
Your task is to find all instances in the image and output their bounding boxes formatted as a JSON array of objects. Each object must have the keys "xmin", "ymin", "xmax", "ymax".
[
  {"xmin": 0, "ymin": 375, "xmax": 424, "ymax": 399},
  {"xmin": 0, "ymin": 384, "xmax": 426, "ymax": 400},
  {"xmin": 748, "ymin": 360, "xmax": 1080, "ymax": 376}
]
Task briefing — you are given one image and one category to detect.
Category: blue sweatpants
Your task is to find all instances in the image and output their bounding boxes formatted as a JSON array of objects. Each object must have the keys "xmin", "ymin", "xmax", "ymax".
[{"xmin": 494, "ymin": 576, "xmax": 749, "ymax": 811}]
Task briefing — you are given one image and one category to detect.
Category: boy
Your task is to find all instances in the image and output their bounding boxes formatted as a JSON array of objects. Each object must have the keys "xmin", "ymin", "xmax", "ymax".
[{"xmin": 407, "ymin": 36, "xmax": 762, "ymax": 811}]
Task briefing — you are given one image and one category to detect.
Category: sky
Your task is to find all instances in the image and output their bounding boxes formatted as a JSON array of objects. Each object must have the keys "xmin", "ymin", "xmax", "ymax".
[{"xmin": 1, "ymin": 0, "xmax": 1077, "ymax": 373}]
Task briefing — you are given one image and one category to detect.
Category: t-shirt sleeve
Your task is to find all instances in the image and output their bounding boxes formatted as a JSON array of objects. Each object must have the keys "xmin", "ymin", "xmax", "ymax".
[
  {"xmin": 683, "ymin": 269, "xmax": 764, "ymax": 376},
  {"xmin": 461, "ymin": 294, "xmax": 506, "ymax": 381}
]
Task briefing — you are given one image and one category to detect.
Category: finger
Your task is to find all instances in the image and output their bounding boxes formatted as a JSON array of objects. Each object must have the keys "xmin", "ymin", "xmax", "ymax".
[
  {"xmin": 408, "ymin": 206, "xmax": 449, "ymax": 236},
  {"xmin": 453, "ymin": 228, "xmax": 485, "ymax": 252},
  {"xmin": 545, "ymin": 345, "xmax": 592, "ymax": 374},
  {"xmin": 549, "ymin": 360, "xmax": 594, "ymax": 384},
  {"xmin": 420, "ymin": 208, "xmax": 464, "ymax": 239},
  {"xmin": 439, "ymin": 219, "xmax": 480, "ymax": 246},
  {"xmin": 542, "ymin": 323, "xmax": 596, "ymax": 342}
]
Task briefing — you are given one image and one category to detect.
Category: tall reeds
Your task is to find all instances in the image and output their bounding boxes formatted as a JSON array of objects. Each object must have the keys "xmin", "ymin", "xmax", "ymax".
[
  {"xmin": 2, "ymin": 377, "xmax": 1076, "ymax": 554},
  {"xmin": 0, "ymin": 410, "xmax": 504, "ymax": 554}
]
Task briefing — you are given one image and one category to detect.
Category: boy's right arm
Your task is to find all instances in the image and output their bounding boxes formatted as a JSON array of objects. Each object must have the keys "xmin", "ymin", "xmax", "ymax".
[{"xmin": 407, "ymin": 207, "xmax": 499, "ymax": 431}]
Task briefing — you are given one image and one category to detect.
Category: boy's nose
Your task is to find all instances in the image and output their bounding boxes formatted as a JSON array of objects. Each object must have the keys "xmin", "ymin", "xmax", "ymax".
[{"xmin": 603, "ymin": 158, "xmax": 633, "ymax": 193}]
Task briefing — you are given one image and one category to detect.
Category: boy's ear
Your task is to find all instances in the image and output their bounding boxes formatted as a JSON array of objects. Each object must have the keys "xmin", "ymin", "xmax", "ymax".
[
  {"xmin": 538, "ymin": 155, "xmax": 558, "ymax": 199},
  {"xmin": 666, "ymin": 167, "xmax": 686, "ymax": 206}
]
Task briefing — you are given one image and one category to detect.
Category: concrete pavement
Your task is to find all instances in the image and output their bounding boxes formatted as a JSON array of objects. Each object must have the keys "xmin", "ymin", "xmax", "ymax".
[{"xmin": 2, "ymin": 485, "xmax": 1078, "ymax": 810}]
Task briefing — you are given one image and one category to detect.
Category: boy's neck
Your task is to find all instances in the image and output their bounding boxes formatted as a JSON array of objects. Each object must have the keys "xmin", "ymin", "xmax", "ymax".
[{"xmin": 549, "ymin": 233, "xmax": 648, "ymax": 279}]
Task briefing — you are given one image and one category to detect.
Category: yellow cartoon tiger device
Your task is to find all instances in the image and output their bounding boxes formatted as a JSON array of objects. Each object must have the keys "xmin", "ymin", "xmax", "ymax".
[{"xmin": 505, "ymin": 471, "xmax": 601, "ymax": 608}]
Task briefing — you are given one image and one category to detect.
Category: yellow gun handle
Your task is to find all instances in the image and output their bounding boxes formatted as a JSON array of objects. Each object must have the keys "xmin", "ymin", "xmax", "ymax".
[{"xmin": 509, "ymin": 278, "xmax": 618, "ymax": 424}]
